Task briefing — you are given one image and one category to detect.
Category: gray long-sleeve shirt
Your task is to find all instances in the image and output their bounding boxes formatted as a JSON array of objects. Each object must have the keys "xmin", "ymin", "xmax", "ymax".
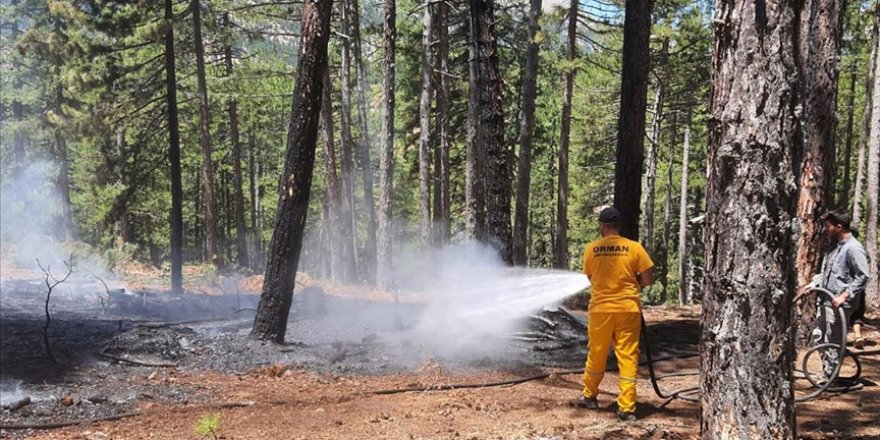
[{"xmin": 810, "ymin": 234, "xmax": 871, "ymax": 308}]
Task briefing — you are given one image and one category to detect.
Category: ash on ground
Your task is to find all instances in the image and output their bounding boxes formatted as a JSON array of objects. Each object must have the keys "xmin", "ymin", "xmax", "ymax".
[{"xmin": 0, "ymin": 277, "xmax": 697, "ymax": 435}]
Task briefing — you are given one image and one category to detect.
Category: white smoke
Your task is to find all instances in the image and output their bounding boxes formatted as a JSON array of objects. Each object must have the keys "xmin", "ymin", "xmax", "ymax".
[
  {"xmin": 390, "ymin": 242, "xmax": 590, "ymax": 357},
  {"xmin": 0, "ymin": 161, "xmax": 113, "ymax": 281}
]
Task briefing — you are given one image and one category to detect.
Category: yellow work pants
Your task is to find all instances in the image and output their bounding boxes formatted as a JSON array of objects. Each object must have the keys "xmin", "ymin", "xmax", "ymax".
[{"xmin": 581, "ymin": 312, "xmax": 641, "ymax": 413}]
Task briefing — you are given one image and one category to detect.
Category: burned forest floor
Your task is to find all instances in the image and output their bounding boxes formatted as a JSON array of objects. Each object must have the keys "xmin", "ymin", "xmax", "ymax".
[{"xmin": 1, "ymin": 262, "xmax": 879, "ymax": 440}]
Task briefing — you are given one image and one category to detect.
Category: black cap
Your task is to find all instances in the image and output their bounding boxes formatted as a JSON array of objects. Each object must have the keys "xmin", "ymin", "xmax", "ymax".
[
  {"xmin": 821, "ymin": 208, "xmax": 852, "ymax": 230},
  {"xmin": 598, "ymin": 207, "xmax": 621, "ymax": 223}
]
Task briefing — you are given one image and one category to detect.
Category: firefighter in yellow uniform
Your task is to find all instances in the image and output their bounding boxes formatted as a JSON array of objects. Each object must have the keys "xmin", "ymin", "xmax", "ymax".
[{"xmin": 573, "ymin": 207, "xmax": 654, "ymax": 422}]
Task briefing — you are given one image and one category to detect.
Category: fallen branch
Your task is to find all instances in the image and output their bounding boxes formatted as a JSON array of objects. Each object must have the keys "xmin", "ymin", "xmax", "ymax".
[{"xmin": 95, "ymin": 351, "xmax": 178, "ymax": 368}]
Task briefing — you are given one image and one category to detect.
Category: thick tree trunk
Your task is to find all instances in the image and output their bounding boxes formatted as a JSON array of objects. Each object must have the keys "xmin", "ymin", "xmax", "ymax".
[
  {"xmin": 642, "ymin": 81, "xmax": 665, "ymax": 256},
  {"xmin": 471, "ymin": 0, "xmax": 511, "ymax": 264},
  {"xmin": 465, "ymin": 13, "xmax": 486, "ymax": 242},
  {"xmin": 377, "ymin": 0, "xmax": 396, "ymax": 290},
  {"xmin": 839, "ymin": 65, "xmax": 857, "ymax": 209},
  {"xmin": 435, "ymin": 1, "xmax": 452, "ymax": 246},
  {"xmin": 165, "ymin": 0, "xmax": 184, "ymax": 294},
  {"xmin": 322, "ymin": 70, "xmax": 345, "ymax": 281},
  {"xmin": 701, "ymin": 0, "xmax": 799, "ymax": 435},
  {"xmin": 512, "ymin": 0, "xmax": 542, "ymax": 266},
  {"xmin": 866, "ymin": 30, "xmax": 880, "ymax": 312},
  {"xmin": 853, "ymin": 13, "xmax": 879, "ymax": 231},
  {"xmin": 794, "ymin": 0, "xmax": 843, "ymax": 340},
  {"xmin": 553, "ymin": 0, "xmax": 577, "ymax": 269},
  {"xmin": 612, "ymin": 0, "xmax": 652, "ymax": 240},
  {"xmin": 418, "ymin": 1, "xmax": 434, "ymax": 250},
  {"xmin": 192, "ymin": 0, "xmax": 218, "ymax": 265},
  {"xmin": 349, "ymin": 0, "xmax": 378, "ymax": 280},
  {"xmin": 224, "ymin": 13, "xmax": 249, "ymax": 269},
  {"xmin": 339, "ymin": 2, "xmax": 359, "ymax": 280},
  {"xmin": 677, "ymin": 120, "xmax": 690, "ymax": 306},
  {"xmin": 251, "ymin": 0, "xmax": 332, "ymax": 343}
]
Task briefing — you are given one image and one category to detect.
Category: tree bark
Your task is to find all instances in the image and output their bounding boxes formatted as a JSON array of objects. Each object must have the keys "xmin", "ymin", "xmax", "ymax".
[
  {"xmin": 466, "ymin": 10, "xmax": 486, "ymax": 242},
  {"xmin": 553, "ymin": 0, "xmax": 577, "ymax": 269},
  {"xmin": 612, "ymin": 0, "xmax": 652, "ymax": 240},
  {"xmin": 224, "ymin": 12, "xmax": 249, "ymax": 269},
  {"xmin": 512, "ymin": 0, "xmax": 542, "ymax": 265},
  {"xmin": 701, "ymin": 0, "xmax": 799, "ymax": 435},
  {"xmin": 866, "ymin": 29, "xmax": 880, "ymax": 312},
  {"xmin": 191, "ymin": 0, "xmax": 219, "ymax": 265},
  {"xmin": 794, "ymin": 0, "xmax": 843, "ymax": 334},
  {"xmin": 251, "ymin": 0, "xmax": 332, "ymax": 343},
  {"xmin": 471, "ymin": 0, "xmax": 511, "ymax": 264},
  {"xmin": 322, "ymin": 69, "xmax": 345, "ymax": 281},
  {"xmin": 512, "ymin": 0, "xmax": 541, "ymax": 266},
  {"xmin": 435, "ymin": 1, "xmax": 452, "ymax": 246},
  {"xmin": 165, "ymin": 0, "xmax": 184, "ymax": 295},
  {"xmin": 339, "ymin": 1, "xmax": 359, "ymax": 280},
  {"xmin": 677, "ymin": 120, "xmax": 690, "ymax": 306},
  {"xmin": 377, "ymin": 0, "xmax": 396, "ymax": 290},
  {"xmin": 349, "ymin": 0, "xmax": 378, "ymax": 281},
  {"xmin": 418, "ymin": 1, "xmax": 434, "ymax": 250},
  {"xmin": 853, "ymin": 12, "xmax": 879, "ymax": 231}
]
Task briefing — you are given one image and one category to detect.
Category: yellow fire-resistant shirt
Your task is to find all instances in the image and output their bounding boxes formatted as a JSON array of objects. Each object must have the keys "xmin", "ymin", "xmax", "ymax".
[{"xmin": 582, "ymin": 234, "xmax": 654, "ymax": 313}]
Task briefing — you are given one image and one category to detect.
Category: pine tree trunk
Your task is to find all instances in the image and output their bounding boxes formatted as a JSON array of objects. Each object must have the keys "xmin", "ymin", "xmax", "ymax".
[
  {"xmin": 866, "ymin": 29, "xmax": 880, "ymax": 312},
  {"xmin": 339, "ymin": 2, "xmax": 359, "ymax": 280},
  {"xmin": 248, "ymin": 135, "xmax": 262, "ymax": 269},
  {"xmin": 840, "ymin": 65, "xmax": 857, "ymax": 209},
  {"xmin": 53, "ymin": 90, "xmax": 74, "ymax": 241},
  {"xmin": 466, "ymin": 13, "xmax": 486, "ymax": 242},
  {"xmin": 614, "ymin": 0, "xmax": 651, "ymax": 240},
  {"xmin": 512, "ymin": 0, "xmax": 541, "ymax": 266},
  {"xmin": 418, "ymin": 1, "xmax": 434, "ymax": 250},
  {"xmin": 349, "ymin": 0, "xmax": 378, "ymax": 280},
  {"xmin": 701, "ymin": 0, "xmax": 799, "ymax": 435},
  {"xmin": 471, "ymin": 0, "xmax": 511, "ymax": 264},
  {"xmin": 116, "ymin": 130, "xmax": 134, "ymax": 245},
  {"xmin": 165, "ymin": 0, "xmax": 184, "ymax": 294},
  {"xmin": 612, "ymin": 0, "xmax": 652, "ymax": 240},
  {"xmin": 322, "ymin": 69, "xmax": 345, "ymax": 281},
  {"xmin": 435, "ymin": 1, "xmax": 452, "ymax": 246},
  {"xmin": 377, "ymin": 0, "xmax": 396, "ymax": 291},
  {"xmin": 642, "ymin": 80, "xmax": 665, "ymax": 256},
  {"xmin": 677, "ymin": 120, "xmax": 690, "ymax": 306},
  {"xmin": 191, "ymin": 0, "xmax": 218, "ymax": 265},
  {"xmin": 224, "ymin": 13, "xmax": 249, "ymax": 269},
  {"xmin": 853, "ymin": 12, "xmax": 879, "ymax": 231},
  {"xmin": 794, "ymin": 0, "xmax": 844, "ymax": 341},
  {"xmin": 251, "ymin": 0, "xmax": 332, "ymax": 343},
  {"xmin": 553, "ymin": 0, "xmax": 577, "ymax": 269},
  {"xmin": 10, "ymin": 0, "xmax": 25, "ymax": 178},
  {"xmin": 661, "ymin": 122, "xmax": 675, "ymax": 303}
]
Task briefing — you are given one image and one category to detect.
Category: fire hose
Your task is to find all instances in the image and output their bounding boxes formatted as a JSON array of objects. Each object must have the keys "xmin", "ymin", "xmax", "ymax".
[{"xmin": 641, "ymin": 286, "xmax": 864, "ymax": 404}]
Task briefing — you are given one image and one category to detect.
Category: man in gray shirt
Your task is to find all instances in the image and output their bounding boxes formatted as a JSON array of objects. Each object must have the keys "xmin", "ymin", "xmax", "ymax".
[{"xmin": 804, "ymin": 209, "xmax": 871, "ymax": 380}]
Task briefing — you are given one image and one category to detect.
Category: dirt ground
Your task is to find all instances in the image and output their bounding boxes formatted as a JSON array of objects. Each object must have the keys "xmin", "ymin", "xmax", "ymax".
[{"xmin": 1, "ymin": 267, "xmax": 878, "ymax": 440}]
